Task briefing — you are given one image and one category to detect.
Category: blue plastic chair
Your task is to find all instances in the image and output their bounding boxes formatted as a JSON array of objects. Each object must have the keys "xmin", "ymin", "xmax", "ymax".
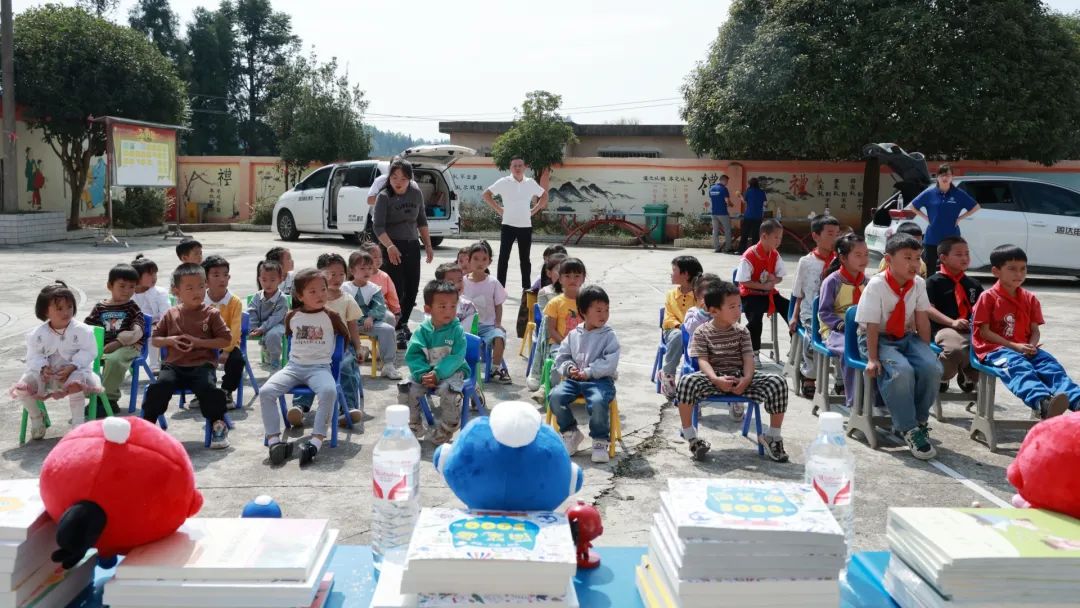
[
  {"xmin": 841, "ymin": 307, "xmax": 893, "ymax": 449},
  {"xmin": 525, "ymin": 304, "xmax": 544, "ymax": 377},
  {"xmin": 138, "ymin": 352, "xmax": 234, "ymax": 448},
  {"xmin": 678, "ymin": 326, "xmax": 765, "ymax": 456},
  {"xmin": 417, "ymin": 333, "xmax": 485, "ymax": 430},
  {"xmin": 174, "ymin": 312, "xmax": 257, "ymax": 410},
  {"xmin": 481, "ymin": 338, "xmax": 509, "ymax": 383},
  {"xmin": 810, "ymin": 297, "xmax": 846, "ymax": 415},
  {"xmin": 275, "ymin": 335, "xmax": 353, "ymax": 448},
  {"xmin": 126, "ymin": 314, "xmax": 157, "ymax": 414},
  {"xmin": 650, "ymin": 307, "xmax": 667, "ymax": 394},
  {"xmin": 731, "ymin": 268, "xmax": 780, "ymax": 363},
  {"xmin": 967, "ymin": 330, "xmax": 1036, "ymax": 451}
]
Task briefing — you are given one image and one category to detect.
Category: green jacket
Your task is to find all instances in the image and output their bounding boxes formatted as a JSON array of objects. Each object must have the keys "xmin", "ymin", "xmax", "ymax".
[{"xmin": 405, "ymin": 318, "xmax": 470, "ymax": 382}]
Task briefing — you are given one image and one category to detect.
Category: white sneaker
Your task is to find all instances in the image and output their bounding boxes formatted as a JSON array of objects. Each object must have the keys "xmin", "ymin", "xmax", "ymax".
[
  {"xmin": 209, "ymin": 421, "xmax": 229, "ymax": 449},
  {"xmin": 526, "ymin": 377, "xmax": 541, "ymax": 392},
  {"xmin": 29, "ymin": 416, "xmax": 46, "ymax": 440},
  {"xmin": 562, "ymin": 428, "xmax": 585, "ymax": 455},
  {"xmin": 381, "ymin": 366, "xmax": 403, "ymax": 381},
  {"xmin": 730, "ymin": 402, "xmax": 746, "ymax": 422},
  {"xmin": 531, "ymin": 388, "xmax": 547, "ymax": 406},
  {"xmin": 591, "ymin": 440, "xmax": 610, "ymax": 463}
]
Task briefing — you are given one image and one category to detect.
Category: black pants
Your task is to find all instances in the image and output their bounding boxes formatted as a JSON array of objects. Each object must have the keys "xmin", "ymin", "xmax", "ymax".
[
  {"xmin": 383, "ymin": 238, "xmax": 421, "ymax": 331},
  {"xmin": 497, "ymin": 224, "xmax": 533, "ymax": 290},
  {"xmin": 738, "ymin": 217, "xmax": 763, "ymax": 253},
  {"xmin": 742, "ymin": 293, "xmax": 790, "ymax": 352},
  {"xmin": 143, "ymin": 364, "xmax": 226, "ymax": 423},
  {"xmin": 922, "ymin": 245, "xmax": 939, "ymax": 274},
  {"xmin": 220, "ymin": 348, "xmax": 244, "ymax": 392}
]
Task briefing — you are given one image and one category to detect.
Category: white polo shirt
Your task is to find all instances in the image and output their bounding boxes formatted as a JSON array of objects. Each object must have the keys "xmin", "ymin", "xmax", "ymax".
[
  {"xmin": 854, "ymin": 274, "xmax": 930, "ymax": 335},
  {"xmin": 486, "ymin": 176, "xmax": 545, "ymax": 228}
]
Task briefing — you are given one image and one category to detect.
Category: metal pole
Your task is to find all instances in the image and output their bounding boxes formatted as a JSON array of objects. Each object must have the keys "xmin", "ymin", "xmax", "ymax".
[
  {"xmin": 163, "ymin": 128, "xmax": 185, "ymax": 239},
  {"xmin": 1, "ymin": 0, "xmax": 17, "ymax": 214},
  {"xmin": 95, "ymin": 117, "xmax": 126, "ymax": 247}
]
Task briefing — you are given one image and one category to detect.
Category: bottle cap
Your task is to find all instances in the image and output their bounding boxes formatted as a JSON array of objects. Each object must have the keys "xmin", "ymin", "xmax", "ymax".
[
  {"xmin": 386, "ymin": 404, "xmax": 410, "ymax": 427},
  {"xmin": 819, "ymin": 412, "xmax": 844, "ymax": 434}
]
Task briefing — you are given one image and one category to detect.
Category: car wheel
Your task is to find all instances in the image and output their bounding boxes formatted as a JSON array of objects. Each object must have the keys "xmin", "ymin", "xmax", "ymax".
[
  {"xmin": 277, "ymin": 210, "xmax": 300, "ymax": 241},
  {"xmin": 430, "ymin": 237, "xmax": 444, "ymax": 248}
]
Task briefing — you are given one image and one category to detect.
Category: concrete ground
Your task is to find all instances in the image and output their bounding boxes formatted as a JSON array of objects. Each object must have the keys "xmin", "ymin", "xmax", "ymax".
[{"xmin": 0, "ymin": 233, "xmax": 1074, "ymax": 552}]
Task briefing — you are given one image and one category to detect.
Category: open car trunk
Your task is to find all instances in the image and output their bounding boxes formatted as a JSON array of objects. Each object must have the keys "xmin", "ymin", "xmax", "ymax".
[
  {"xmin": 863, "ymin": 143, "xmax": 933, "ymax": 226},
  {"xmin": 415, "ymin": 169, "xmax": 452, "ymax": 220}
]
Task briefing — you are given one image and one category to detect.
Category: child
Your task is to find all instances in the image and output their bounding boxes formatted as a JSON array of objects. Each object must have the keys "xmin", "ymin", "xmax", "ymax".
[
  {"xmin": 247, "ymin": 260, "xmax": 289, "ymax": 370},
  {"xmin": 266, "ymin": 247, "xmax": 295, "ymax": 295},
  {"xmin": 926, "ymin": 236, "xmax": 982, "ymax": 393},
  {"xmin": 84, "ymin": 264, "xmax": 144, "ymax": 413},
  {"xmin": 131, "ymin": 254, "xmax": 170, "ymax": 371},
  {"xmin": 10, "ymin": 282, "xmax": 103, "ymax": 439},
  {"xmin": 855, "ymin": 233, "xmax": 942, "ymax": 460},
  {"xmin": 259, "ymin": 269, "xmax": 350, "ymax": 465},
  {"xmin": 657, "ymin": 256, "xmax": 704, "ymax": 398},
  {"xmin": 345, "ymin": 250, "xmax": 400, "ymax": 379},
  {"xmin": 462, "ymin": 242, "xmax": 511, "ymax": 384},
  {"xmin": 456, "ymin": 247, "xmax": 471, "ymax": 273},
  {"xmin": 536, "ymin": 257, "xmax": 588, "ymax": 402},
  {"xmin": 143, "ymin": 263, "xmax": 233, "ymax": 449},
  {"xmin": 362, "ymin": 241, "xmax": 400, "ymax": 326},
  {"xmin": 526, "ymin": 254, "xmax": 567, "ymax": 391},
  {"xmin": 175, "ymin": 238, "xmax": 203, "ymax": 264},
  {"xmin": 548, "ymin": 286, "xmax": 620, "ymax": 463},
  {"xmin": 403, "ymin": 280, "xmax": 471, "ymax": 445},
  {"xmin": 972, "ymin": 244, "xmax": 1080, "ymax": 419},
  {"xmin": 532, "ymin": 244, "xmax": 568, "ymax": 292},
  {"xmin": 878, "ymin": 222, "xmax": 928, "ymax": 278},
  {"xmin": 682, "ymin": 273, "xmax": 723, "ymax": 337},
  {"xmin": 202, "ymin": 255, "xmax": 244, "ymax": 407},
  {"xmin": 818, "ymin": 234, "xmax": 870, "ymax": 409},
  {"xmin": 789, "ymin": 215, "xmax": 841, "ymax": 396},
  {"xmin": 674, "ymin": 281, "xmax": 790, "ymax": 462},
  {"xmin": 736, "ymin": 219, "xmax": 790, "ymax": 363},
  {"xmin": 434, "ymin": 262, "xmax": 477, "ymax": 325}
]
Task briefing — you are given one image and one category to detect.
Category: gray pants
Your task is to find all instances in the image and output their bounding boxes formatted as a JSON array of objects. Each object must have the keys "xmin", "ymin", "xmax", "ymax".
[
  {"xmin": 362, "ymin": 321, "xmax": 397, "ymax": 369},
  {"xmin": 798, "ymin": 311, "xmax": 815, "ymax": 376},
  {"xmin": 262, "ymin": 324, "xmax": 286, "ymax": 364},
  {"xmin": 403, "ymin": 372, "xmax": 465, "ymax": 441},
  {"xmin": 260, "ymin": 363, "xmax": 336, "ymax": 439},
  {"xmin": 663, "ymin": 328, "xmax": 683, "ymax": 376},
  {"xmin": 711, "ymin": 215, "xmax": 732, "ymax": 251}
]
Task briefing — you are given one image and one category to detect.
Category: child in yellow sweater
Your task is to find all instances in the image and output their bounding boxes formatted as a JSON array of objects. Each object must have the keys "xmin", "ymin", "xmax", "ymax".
[
  {"xmin": 202, "ymin": 255, "xmax": 244, "ymax": 407},
  {"xmin": 657, "ymin": 256, "xmax": 703, "ymax": 398}
]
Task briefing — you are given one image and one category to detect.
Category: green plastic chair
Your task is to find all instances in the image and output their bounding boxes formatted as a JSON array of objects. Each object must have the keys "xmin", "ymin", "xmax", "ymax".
[
  {"xmin": 245, "ymin": 293, "xmax": 290, "ymax": 367},
  {"xmin": 20, "ymin": 325, "xmax": 114, "ymax": 444}
]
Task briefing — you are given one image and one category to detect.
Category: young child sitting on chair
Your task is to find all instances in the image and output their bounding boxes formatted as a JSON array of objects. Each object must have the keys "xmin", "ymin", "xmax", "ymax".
[
  {"xmin": 925, "ymin": 236, "xmax": 982, "ymax": 394},
  {"xmin": 548, "ymin": 286, "xmax": 620, "ymax": 464},
  {"xmin": 526, "ymin": 254, "xmax": 567, "ymax": 392},
  {"xmin": 343, "ymin": 250, "xmax": 399, "ymax": 380},
  {"xmin": 657, "ymin": 256, "xmax": 703, "ymax": 398},
  {"xmin": 682, "ymin": 273, "xmax": 723, "ymax": 337},
  {"xmin": 84, "ymin": 263, "xmax": 144, "ymax": 415},
  {"xmin": 131, "ymin": 254, "xmax": 170, "ymax": 372},
  {"xmin": 736, "ymin": 219, "xmax": 790, "ymax": 365},
  {"xmin": 818, "ymin": 234, "xmax": 870, "ymax": 409},
  {"xmin": 789, "ymin": 214, "xmax": 841, "ymax": 396},
  {"xmin": 434, "ymin": 262, "xmax": 477, "ymax": 325},
  {"xmin": 202, "ymin": 255, "xmax": 245, "ymax": 407},
  {"xmin": 462, "ymin": 242, "xmax": 510, "ymax": 384},
  {"xmin": 248, "ymin": 260, "xmax": 288, "ymax": 371}
]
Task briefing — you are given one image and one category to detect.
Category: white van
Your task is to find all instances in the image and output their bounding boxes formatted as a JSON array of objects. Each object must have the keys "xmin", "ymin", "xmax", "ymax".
[{"xmin": 271, "ymin": 145, "xmax": 476, "ymax": 246}]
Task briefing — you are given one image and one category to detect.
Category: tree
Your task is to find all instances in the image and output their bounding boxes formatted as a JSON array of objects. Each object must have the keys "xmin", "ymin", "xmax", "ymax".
[
  {"xmin": 267, "ymin": 53, "xmax": 370, "ymax": 184},
  {"xmin": 682, "ymin": 0, "xmax": 1080, "ymax": 164},
  {"xmin": 129, "ymin": 0, "xmax": 188, "ymax": 73},
  {"xmin": 13, "ymin": 5, "xmax": 186, "ymax": 229},
  {"xmin": 184, "ymin": 4, "xmax": 240, "ymax": 155},
  {"xmin": 490, "ymin": 91, "xmax": 577, "ymax": 178},
  {"xmin": 233, "ymin": 0, "xmax": 299, "ymax": 156},
  {"xmin": 75, "ymin": 0, "xmax": 118, "ymax": 17},
  {"xmin": 367, "ymin": 127, "xmax": 447, "ymax": 157}
]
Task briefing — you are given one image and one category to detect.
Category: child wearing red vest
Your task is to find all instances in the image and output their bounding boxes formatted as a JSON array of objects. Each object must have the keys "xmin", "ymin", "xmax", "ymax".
[
  {"xmin": 735, "ymin": 219, "xmax": 790, "ymax": 363},
  {"xmin": 854, "ymin": 233, "xmax": 942, "ymax": 461},
  {"xmin": 972, "ymin": 244, "xmax": 1080, "ymax": 419},
  {"xmin": 925, "ymin": 236, "xmax": 982, "ymax": 393}
]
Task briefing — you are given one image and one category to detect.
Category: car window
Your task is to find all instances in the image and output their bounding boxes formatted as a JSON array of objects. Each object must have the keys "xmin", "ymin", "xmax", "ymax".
[
  {"xmin": 344, "ymin": 165, "xmax": 376, "ymax": 188},
  {"xmin": 1014, "ymin": 182, "xmax": 1080, "ymax": 217},
  {"xmin": 296, "ymin": 167, "xmax": 332, "ymax": 191},
  {"xmin": 957, "ymin": 180, "xmax": 1019, "ymax": 212}
]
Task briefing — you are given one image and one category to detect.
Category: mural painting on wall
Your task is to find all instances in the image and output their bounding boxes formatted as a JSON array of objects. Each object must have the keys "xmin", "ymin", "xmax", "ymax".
[
  {"xmin": 750, "ymin": 172, "xmax": 893, "ymax": 229},
  {"xmin": 80, "ymin": 158, "xmax": 107, "ymax": 212},
  {"xmin": 253, "ymin": 163, "xmax": 288, "ymax": 217},
  {"xmin": 178, "ymin": 165, "xmax": 239, "ymax": 222},
  {"xmin": 25, "ymin": 150, "xmax": 45, "ymax": 210}
]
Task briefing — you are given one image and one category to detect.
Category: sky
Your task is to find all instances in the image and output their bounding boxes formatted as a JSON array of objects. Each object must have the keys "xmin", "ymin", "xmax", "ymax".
[{"xmin": 13, "ymin": 0, "xmax": 1080, "ymax": 140}]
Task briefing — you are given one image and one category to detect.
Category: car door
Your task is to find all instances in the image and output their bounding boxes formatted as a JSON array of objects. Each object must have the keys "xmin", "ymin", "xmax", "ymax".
[
  {"xmin": 1012, "ymin": 181, "xmax": 1080, "ymax": 271},
  {"xmin": 338, "ymin": 164, "xmax": 377, "ymax": 233},
  {"xmin": 292, "ymin": 166, "xmax": 333, "ymax": 231},
  {"xmin": 955, "ymin": 180, "xmax": 1027, "ymax": 270}
]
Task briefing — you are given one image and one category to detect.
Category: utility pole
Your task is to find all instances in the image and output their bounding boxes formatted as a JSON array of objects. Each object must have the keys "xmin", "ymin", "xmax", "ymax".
[{"xmin": 1, "ymin": 0, "xmax": 16, "ymax": 214}]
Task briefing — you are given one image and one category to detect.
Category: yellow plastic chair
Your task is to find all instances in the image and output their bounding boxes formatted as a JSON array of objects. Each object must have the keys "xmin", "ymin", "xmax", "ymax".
[
  {"xmin": 358, "ymin": 334, "xmax": 379, "ymax": 378},
  {"xmin": 519, "ymin": 291, "xmax": 538, "ymax": 358},
  {"xmin": 540, "ymin": 358, "xmax": 621, "ymax": 459}
]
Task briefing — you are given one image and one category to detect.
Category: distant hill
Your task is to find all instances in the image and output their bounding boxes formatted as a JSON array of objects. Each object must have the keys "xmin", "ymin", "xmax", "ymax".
[{"xmin": 366, "ymin": 126, "xmax": 449, "ymax": 157}]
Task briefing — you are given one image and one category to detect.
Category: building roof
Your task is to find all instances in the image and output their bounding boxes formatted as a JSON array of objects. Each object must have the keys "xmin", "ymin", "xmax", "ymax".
[{"xmin": 439, "ymin": 121, "xmax": 686, "ymax": 137}]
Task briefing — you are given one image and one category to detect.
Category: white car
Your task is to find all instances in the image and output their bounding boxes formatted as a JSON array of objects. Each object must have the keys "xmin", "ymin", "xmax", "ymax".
[
  {"xmin": 865, "ymin": 175, "xmax": 1080, "ymax": 277},
  {"xmin": 272, "ymin": 145, "xmax": 476, "ymax": 247}
]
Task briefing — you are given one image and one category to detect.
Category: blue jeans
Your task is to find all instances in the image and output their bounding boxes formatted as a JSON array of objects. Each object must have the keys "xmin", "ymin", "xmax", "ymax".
[
  {"xmin": 859, "ymin": 333, "xmax": 942, "ymax": 434},
  {"xmin": 548, "ymin": 377, "xmax": 616, "ymax": 440},
  {"xmin": 985, "ymin": 348, "xmax": 1080, "ymax": 411}
]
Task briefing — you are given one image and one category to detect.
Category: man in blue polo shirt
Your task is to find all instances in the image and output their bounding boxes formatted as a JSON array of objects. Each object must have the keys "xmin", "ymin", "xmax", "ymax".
[
  {"xmin": 907, "ymin": 164, "xmax": 981, "ymax": 270},
  {"xmin": 708, "ymin": 175, "xmax": 734, "ymax": 253}
]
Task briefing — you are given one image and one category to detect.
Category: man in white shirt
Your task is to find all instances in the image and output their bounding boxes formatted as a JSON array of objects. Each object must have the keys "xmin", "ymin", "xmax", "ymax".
[{"xmin": 482, "ymin": 156, "xmax": 548, "ymax": 289}]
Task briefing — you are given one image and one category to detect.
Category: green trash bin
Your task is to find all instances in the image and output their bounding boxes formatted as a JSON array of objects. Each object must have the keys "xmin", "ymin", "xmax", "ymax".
[{"xmin": 643, "ymin": 203, "xmax": 669, "ymax": 243}]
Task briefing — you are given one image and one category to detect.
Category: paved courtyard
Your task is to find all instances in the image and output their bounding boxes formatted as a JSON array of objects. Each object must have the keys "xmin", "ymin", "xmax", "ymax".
[{"xmin": 0, "ymin": 233, "xmax": 1075, "ymax": 552}]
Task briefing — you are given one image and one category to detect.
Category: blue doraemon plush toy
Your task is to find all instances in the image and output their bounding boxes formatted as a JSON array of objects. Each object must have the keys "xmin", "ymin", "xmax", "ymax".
[{"xmin": 433, "ymin": 401, "xmax": 583, "ymax": 511}]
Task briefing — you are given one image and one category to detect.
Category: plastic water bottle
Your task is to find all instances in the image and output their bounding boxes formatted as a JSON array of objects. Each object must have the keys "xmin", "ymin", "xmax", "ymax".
[
  {"xmin": 371, "ymin": 405, "xmax": 421, "ymax": 571},
  {"xmin": 804, "ymin": 412, "xmax": 855, "ymax": 552}
]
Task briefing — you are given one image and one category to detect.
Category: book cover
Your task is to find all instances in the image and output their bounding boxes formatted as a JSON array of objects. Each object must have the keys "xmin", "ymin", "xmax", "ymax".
[
  {"xmin": 114, "ymin": 518, "xmax": 330, "ymax": 582},
  {"xmin": 0, "ymin": 480, "xmax": 48, "ymax": 543},
  {"xmin": 308, "ymin": 573, "xmax": 333, "ymax": 608},
  {"xmin": 373, "ymin": 563, "xmax": 575, "ymax": 608},
  {"xmin": 890, "ymin": 508, "xmax": 1080, "ymax": 562},
  {"xmin": 405, "ymin": 508, "xmax": 575, "ymax": 566},
  {"xmin": 5, "ymin": 551, "xmax": 95, "ymax": 608},
  {"xmin": 662, "ymin": 480, "xmax": 844, "ymax": 542}
]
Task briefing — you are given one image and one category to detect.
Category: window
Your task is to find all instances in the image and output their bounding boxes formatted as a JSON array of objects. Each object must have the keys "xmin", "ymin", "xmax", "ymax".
[
  {"xmin": 344, "ymin": 165, "xmax": 377, "ymax": 188},
  {"xmin": 957, "ymin": 180, "xmax": 1018, "ymax": 212},
  {"xmin": 1014, "ymin": 182, "xmax": 1080, "ymax": 217},
  {"xmin": 296, "ymin": 167, "xmax": 332, "ymax": 191},
  {"xmin": 597, "ymin": 148, "xmax": 661, "ymax": 158}
]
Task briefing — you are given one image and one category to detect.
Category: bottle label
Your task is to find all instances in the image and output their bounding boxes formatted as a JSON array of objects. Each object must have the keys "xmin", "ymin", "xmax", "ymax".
[
  {"xmin": 373, "ymin": 463, "xmax": 415, "ymax": 501},
  {"xmin": 811, "ymin": 471, "xmax": 852, "ymax": 507}
]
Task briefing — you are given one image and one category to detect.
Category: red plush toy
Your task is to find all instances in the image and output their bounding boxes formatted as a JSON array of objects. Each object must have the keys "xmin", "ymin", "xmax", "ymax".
[
  {"xmin": 40, "ymin": 417, "xmax": 203, "ymax": 568},
  {"xmin": 1007, "ymin": 414, "xmax": 1080, "ymax": 519},
  {"xmin": 567, "ymin": 500, "xmax": 603, "ymax": 569}
]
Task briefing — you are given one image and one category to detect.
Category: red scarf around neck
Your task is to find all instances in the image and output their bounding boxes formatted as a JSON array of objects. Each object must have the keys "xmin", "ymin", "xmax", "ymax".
[
  {"xmin": 884, "ymin": 269, "xmax": 913, "ymax": 339},
  {"xmin": 839, "ymin": 266, "xmax": 865, "ymax": 304},
  {"xmin": 814, "ymin": 248, "xmax": 836, "ymax": 280},
  {"xmin": 938, "ymin": 265, "xmax": 970, "ymax": 320}
]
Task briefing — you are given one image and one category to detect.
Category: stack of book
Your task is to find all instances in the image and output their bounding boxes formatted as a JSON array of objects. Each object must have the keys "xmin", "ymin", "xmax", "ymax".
[
  {"xmin": 372, "ymin": 507, "xmax": 579, "ymax": 607},
  {"xmin": 635, "ymin": 478, "xmax": 846, "ymax": 608},
  {"xmin": 103, "ymin": 517, "xmax": 338, "ymax": 608},
  {"xmin": 0, "ymin": 478, "xmax": 96, "ymax": 608},
  {"xmin": 885, "ymin": 507, "xmax": 1080, "ymax": 608}
]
